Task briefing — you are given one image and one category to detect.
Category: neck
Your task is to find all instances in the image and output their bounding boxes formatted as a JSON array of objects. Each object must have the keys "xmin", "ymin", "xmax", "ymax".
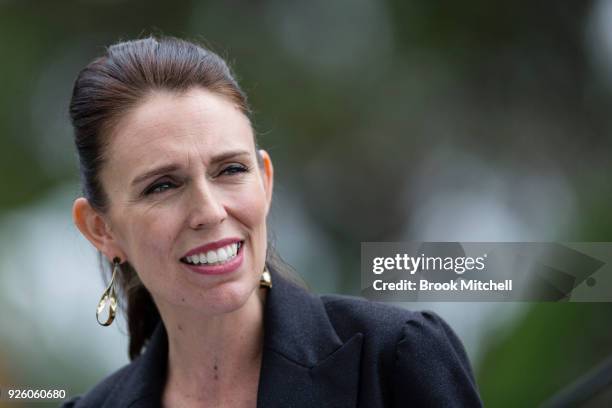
[{"xmin": 158, "ymin": 287, "xmax": 267, "ymax": 405}]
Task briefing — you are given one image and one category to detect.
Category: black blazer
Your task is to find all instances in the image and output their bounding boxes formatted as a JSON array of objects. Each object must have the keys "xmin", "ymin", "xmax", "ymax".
[{"xmin": 62, "ymin": 267, "xmax": 482, "ymax": 407}]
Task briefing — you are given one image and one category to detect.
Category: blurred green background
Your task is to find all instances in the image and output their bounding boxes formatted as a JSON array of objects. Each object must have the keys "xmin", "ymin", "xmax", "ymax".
[{"xmin": 1, "ymin": 1, "xmax": 612, "ymax": 406}]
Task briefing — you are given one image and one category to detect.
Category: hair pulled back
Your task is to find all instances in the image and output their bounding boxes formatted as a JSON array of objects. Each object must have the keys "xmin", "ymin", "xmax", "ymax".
[{"xmin": 70, "ymin": 36, "xmax": 261, "ymax": 360}]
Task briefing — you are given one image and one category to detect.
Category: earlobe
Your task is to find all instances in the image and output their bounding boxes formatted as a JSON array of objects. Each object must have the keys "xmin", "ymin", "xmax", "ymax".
[
  {"xmin": 72, "ymin": 198, "xmax": 125, "ymax": 262},
  {"xmin": 259, "ymin": 149, "xmax": 274, "ymax": 211}
]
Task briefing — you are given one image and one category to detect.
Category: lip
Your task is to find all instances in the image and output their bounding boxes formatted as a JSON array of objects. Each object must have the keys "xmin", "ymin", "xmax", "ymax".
[
  {"xmin": 181, "ymin": 241, "xmax": 245, "ymax": 276},
  {"xmin": 181, "ymin": 237, "xmax": 243, "ymax": 259}
]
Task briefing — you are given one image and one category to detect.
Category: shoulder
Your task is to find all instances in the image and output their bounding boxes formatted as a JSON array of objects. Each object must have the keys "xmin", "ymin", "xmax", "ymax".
[
  {"xmin": 60, "ymin": 321, "xmax": 168, "ymax": 408},
  {"xmin": 60, "ymin": 361, "xmax": 137, "ymax": 408},
  {"xmin": 319, "ymin": 294, "xmax": 483, "ymax": 406},
  {"xmin": 319, "ymin": 293, "xmax": 457, "ymax": 362},
  {"xmin": 320, "ymin": 293, "xmax": 438, "ymax": 344}
]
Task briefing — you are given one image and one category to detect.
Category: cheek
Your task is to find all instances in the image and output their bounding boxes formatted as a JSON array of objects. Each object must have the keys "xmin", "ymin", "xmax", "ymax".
[
  {"xmin": 120, "ymin": 208, "xmax": 179, "ymax": 262},
  {"xmin": 230, "ymin": 187, "xmax": 268, "ymax": 232}
]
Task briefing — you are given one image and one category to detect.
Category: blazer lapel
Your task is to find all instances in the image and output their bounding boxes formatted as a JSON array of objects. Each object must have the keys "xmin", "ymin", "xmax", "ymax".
[{"xmin": 257, "ymin": 267, "xmax": 363, "ymax": 407}]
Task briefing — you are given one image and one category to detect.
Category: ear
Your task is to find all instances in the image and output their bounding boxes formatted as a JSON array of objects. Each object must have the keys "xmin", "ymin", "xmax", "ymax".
[
  {"xmin": 72, "ymin": 197, "xmax": 126, "ymax": 262},
  {"xmin": 258, "ymin": 149, "xmax": 274, "ymax": 214}
]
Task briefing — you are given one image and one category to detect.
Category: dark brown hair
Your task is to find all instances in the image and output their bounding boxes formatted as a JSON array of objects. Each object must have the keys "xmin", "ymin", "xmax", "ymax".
[{"xmin": 69, "ymin": 36, "xmax": 303, "ymax": 360}]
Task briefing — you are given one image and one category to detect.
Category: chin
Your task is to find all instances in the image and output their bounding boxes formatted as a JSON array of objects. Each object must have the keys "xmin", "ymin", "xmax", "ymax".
[{"xmin": 185, "ymin": 278, "xmax": 259, "ymax": 316}]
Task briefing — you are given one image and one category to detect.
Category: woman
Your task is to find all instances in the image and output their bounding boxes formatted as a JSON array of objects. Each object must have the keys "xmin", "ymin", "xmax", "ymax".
[{"xmin": 63, "ymin": 36, "xmax": 482, "ymax": 407}]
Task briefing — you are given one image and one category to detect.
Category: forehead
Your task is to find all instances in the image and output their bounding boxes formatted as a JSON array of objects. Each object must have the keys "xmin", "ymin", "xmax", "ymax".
[{"xmin": 106, "ymin": 87, "xmax": 254, "ymax": 164}]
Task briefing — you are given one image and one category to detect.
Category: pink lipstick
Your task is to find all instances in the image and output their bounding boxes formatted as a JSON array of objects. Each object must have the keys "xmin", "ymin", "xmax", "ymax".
[{"xmin": 180, "ymin": 238, "xmax": 244, "ymax": 275}]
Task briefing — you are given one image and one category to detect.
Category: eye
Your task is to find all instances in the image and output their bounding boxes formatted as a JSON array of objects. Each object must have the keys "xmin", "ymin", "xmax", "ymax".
[
  {"xmin": 144, "ymin": 180, "xmax": 177, "ymax": 195},
  {"xmin": 219, "ymin": 164, "xmax": 249, "ymax": 176}
]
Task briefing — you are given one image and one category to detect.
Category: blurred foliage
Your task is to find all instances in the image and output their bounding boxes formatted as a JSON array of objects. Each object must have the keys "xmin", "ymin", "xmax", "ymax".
[{"xmin": 478, "ymin": 303, "xmax": 612, "ymax": 406}]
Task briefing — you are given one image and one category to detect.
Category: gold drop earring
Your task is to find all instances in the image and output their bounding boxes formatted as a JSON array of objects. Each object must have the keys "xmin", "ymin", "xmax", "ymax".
[
  {"xmin": 96, "ymin": 257, "xmax": 120, "ymax": 326},
  {"xmin": 260, "ymin": 264, "xmax": 272, "ymax": 288}
]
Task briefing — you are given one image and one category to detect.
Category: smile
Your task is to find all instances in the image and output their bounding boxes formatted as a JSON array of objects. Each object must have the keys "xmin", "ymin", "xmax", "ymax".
[{"xmin": 181, "ymin": 241, "xmax": 242, "ymax": 266}]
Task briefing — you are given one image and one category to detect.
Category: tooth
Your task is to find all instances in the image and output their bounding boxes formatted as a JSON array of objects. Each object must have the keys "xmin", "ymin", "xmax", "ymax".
[
  {"xmin": 231, "ymin": 243, "xmax": 237, "ymax": 255},
  {"xmin": 218, "ymin": 248, "xmax": 228, "ymax": 262},
  {"xmin": 199, "ymin": 253, "xmax": 207, "ymax": 264},
  {"xmin": 191, "ymin": 255, "xmax": 199, "ymax": 264},
  {"xmin": 207, "ymin": 250, "xmax": 218, "ymax": 263}
]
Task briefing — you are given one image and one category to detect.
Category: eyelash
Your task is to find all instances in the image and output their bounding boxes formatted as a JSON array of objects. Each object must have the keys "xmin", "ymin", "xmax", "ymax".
[
  {"xmin": 145, "ymin": 180, "xmax": 177, "ymax": 195},
  {"xmin": 143, "ymin": 164, "xmax": 249, "ymax": 196},
  {"xmin": 221, "ymin": 164, "xmax": 249, "ymax": 176}
]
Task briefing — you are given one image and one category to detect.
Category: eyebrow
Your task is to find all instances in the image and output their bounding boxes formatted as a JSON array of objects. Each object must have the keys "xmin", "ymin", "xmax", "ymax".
[{"xmin": 130, "ymin": 149, "xmax": 252, "ymax": 186}]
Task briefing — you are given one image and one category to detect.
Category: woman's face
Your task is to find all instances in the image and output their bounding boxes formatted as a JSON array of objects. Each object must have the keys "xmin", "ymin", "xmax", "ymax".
[{"xmin": 98, "ymin": 87, "xmax": 272, "ymax": 316}]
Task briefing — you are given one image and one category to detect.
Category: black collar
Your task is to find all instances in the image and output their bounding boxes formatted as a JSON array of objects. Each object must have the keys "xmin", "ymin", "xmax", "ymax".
[{"xmin": 102, "ymin": 266, "xmax": 363, "ymax": 407}]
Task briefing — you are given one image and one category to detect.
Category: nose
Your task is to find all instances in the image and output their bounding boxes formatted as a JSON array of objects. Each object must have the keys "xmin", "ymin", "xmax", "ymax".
[{"xmin": 187, "ymin": 179, "xmax": 228, "ymax": 229}]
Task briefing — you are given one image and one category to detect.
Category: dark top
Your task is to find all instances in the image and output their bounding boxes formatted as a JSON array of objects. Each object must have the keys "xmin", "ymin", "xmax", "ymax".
[{"xmin": 62, "ymin": 267, "xmax": 482, "ymax": 407}]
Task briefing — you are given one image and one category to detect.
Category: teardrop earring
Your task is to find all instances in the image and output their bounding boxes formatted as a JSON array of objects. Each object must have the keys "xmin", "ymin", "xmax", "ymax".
[
  {"xmin": 260, "ymin": 264, "xmax": 272, "ymax": 288},
  {"xmin": 96, "ymin": 257, "xmax": 120, "ymax": 326}
]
